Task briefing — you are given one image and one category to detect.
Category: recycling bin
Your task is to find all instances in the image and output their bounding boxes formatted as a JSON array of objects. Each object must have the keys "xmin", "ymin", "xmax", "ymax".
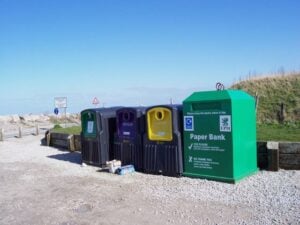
[
  {"xmin": 113, "ymin": 107, "xmax": 145, "ymax": 171},
  {"xmin": 81, "ymin": 107, "xmax": 121, "ymax": 167},
  {"xmin": 143, "ymin": 105, "xmax": 183, "ymax": 177},
  {"xmin": 183, "ymin": 90, "xmax": 257, "ymax": 183}
]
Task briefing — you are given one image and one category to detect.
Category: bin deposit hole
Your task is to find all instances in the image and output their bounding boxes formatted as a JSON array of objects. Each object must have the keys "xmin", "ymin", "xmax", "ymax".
[
  {"xmin": 155, "ymin": 111, "xmax": 164, "ymax": 120},
  {"xmin": 123, "ymin": 112, "xmax": 130, "ymax": 121}
]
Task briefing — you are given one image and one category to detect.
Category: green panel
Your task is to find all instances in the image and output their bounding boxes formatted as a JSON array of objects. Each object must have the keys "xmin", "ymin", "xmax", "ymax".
[
  {"xmin": 230, "ymin": 93, "xmax": 258, "ymax": 179},
  {"xmin": 184, "ymin": 90, "xmax": 254, "ymax": 103},
  {"xmin": 184, "ymin": 90, "xmax": 231, "ymax": 102},
  {"xmin": 183, "ymin": 90, "xmax": 257, "ymax": 183},
  {"xmin": 183, "ymin": 99, "xmax": 233, "ymax": 179},
  {"xmin": 81, "ymin": 110, "xmax": 97, "ymax": 139}
]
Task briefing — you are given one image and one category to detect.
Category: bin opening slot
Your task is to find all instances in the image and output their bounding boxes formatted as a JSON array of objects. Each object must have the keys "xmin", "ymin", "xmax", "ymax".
[
  {"xmin": 192, "ymin": 102, "xmax": 222, "ymax": 111},
  {"xmin": 155, "ymin": 110, "xmax": 164, "ymax": 120},
  {"xmin": 123, "ymin": 111, "xmax": 130, "ymax": 122}
]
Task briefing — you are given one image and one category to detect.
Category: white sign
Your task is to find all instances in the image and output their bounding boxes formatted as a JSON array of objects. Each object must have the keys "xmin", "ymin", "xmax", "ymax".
[
  {"xmin": 54, "ymin": 97, "xmax": 67, "ymax": 108},
  {"xmin": 220, "ymin": 115, "xmax": 231, "ymax": 132},
  {"xmin": 184, "ymin": 116, "xmax": 194, "ymax": 131},
  {"xmin": 87, "ymin": 121, "xmax": 94, "ymax": 133}
]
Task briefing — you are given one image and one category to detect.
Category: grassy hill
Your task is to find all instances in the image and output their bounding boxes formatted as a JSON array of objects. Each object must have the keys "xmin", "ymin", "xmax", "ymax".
[{"xmin": 230, "ymin": 72, "xmax": 300, "ymax": 124}]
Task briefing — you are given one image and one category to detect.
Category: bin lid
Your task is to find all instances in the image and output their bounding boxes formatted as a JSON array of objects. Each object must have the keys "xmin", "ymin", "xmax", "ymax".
[
  {"xmin": 183, "ymin": 90, "xmax": 254, "ymax": 102},
  {"xmin": 146, "ymin": 106, "xmax": 173, "ymax": 141},
  {"xmin": 81, "ymin": 106, "xmax": 123, "ymax": 118}
]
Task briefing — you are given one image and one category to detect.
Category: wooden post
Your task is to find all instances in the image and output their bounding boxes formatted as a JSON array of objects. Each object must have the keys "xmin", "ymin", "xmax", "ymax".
[
  {"xmin": 35, "ymin": 125, "xmax": 39, "ymax": 135},
  {"xmin": 257, "ymin": 142, "xmax": 268, "ymax": 170},
  {"xmin": 280, "ymin": 103, "xmax": 285, "ymax": 123},
  {"xmin": 18, "ymin": 126, "xmax": 23, "ymax": 138},
  {"xmin": 68, "ymin": 135, "xmax": 75, "ymax": 152},
  {"xmin": 0, "ymin": 128, "xmax": 4, "ymax": 141},
  {"xmin": 267, "ymin": 141, "xmax": 279, "ymax": 171},
  {"xmin": 255, "ymin": 92, "xmax": 259, "ymax": 113},
  {"xmin": 46, "ymin": 132, "xmax": 51, "ymax": 146}
]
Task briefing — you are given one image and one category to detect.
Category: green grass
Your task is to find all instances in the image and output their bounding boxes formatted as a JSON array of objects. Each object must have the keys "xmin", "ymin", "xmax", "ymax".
[
  {"xmin": 257, "ymin": 123, "xmax": 300, "ymax": 142},
  {"xmin": 51, "ymin": 125, "xmax": 81, "ymax": 135}
]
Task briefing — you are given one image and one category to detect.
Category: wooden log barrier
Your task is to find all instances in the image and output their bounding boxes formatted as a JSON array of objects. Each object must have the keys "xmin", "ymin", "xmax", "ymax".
[
  {"xmin": 47, "ymin": 132, "xmax": 81, "ymax": 152},
  {"xmin": 279, "ymin": 142, "xmax": 300, "ymax": 170},
  {"xmin": 50, "ymin": 133, "xmax": 71, "ymax": 149}
]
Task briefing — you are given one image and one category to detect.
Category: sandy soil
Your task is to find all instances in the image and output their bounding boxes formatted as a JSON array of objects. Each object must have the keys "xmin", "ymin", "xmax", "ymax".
[{"xmin": 0, "ymin": 135, "xmax": 299, "ymax": 225}]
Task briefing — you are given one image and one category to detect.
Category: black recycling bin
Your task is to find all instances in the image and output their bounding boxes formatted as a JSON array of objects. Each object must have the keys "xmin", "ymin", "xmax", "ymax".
[
  {"xmin": 81, "ymin": 107, "xmax": 121, "ymax": 167},
  {"xmin": 143, "ymin": 105, "xmax": 183, "ymax": 177},
  {"xmin": 113, "ymin": 107, "xmax": 145, "ymax": 171}
]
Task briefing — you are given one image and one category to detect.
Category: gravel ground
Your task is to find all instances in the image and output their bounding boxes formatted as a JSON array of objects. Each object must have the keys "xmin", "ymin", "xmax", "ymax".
[{"xmin": 0, "ymin": 135, "xmax": 299, "ymax": 225}]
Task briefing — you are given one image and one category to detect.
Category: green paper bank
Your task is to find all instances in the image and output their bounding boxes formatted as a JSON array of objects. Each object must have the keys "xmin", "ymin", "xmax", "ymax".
[{"xmin": 183, "ymin": 90, "xmax": 257, "ymax": 183}]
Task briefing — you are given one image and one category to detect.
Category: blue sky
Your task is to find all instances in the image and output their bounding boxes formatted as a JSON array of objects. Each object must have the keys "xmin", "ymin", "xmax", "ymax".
[{"xmin": 0, "ymin": 0, "xmax": 300, "ymax": 115}]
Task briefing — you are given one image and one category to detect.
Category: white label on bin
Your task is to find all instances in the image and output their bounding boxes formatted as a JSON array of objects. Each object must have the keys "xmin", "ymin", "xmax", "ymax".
[
  {"xmin": 87, "ymin": 121, "xmax": 94, "ymax": 133},
  {"xmin": 220, "ymin": 115, "xmax": 231, "ymax": 132},
  {"xmin": 184, "ymin": 116, "xmax": 194, "ymax": 131}
]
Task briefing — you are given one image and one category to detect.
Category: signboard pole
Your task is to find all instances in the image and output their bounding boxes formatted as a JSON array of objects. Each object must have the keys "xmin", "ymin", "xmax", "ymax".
[
  {"xmin": 64, "ymin": 107, "xmax": 67, "ymax": 128},
  {"xmin": 54, "ymin": 97, "xmax": 67, "ymax": 128}
]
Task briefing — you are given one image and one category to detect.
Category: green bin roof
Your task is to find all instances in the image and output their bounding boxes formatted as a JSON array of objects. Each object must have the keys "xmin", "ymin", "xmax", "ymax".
[{"xmin": 183, "ymin": 90, "xmax": 254, "ymax": 102}]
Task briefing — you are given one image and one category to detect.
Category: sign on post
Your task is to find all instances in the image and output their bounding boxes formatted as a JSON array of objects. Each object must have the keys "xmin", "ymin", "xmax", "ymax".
[
  {"xmin": 54, "ymin": 97, "xmax": 67, "ymax": 128},
  {"xmin": 54, "ymin": 108, "xmax": 59, "ymax": 115},
  {"xmin": 54, "ymin": 97, "xmax": 67, "ymax": 108}
]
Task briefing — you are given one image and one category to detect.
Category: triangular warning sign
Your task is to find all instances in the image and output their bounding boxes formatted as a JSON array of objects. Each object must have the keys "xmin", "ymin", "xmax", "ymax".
[{"xmin": 92, "ymin": 97, "xmax": 99, "ymax": 105}]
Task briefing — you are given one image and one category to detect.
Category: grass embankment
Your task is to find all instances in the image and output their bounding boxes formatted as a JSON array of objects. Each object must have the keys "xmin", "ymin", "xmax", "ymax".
[
  {"xmin": 51, "ymin": 125, "xmax": 81, "ymax": 135},
  {"xmin": 231, "ymin": 72, "xmax": 300, "ymax": 123},
  {"xmin": 231, "ymin": 72, "xmax": 300, "ymax": 142}
]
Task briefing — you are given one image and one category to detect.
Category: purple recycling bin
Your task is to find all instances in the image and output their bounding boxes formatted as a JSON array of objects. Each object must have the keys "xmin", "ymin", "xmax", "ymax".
[{"xmin": 113, "ymin": 107, "xmax": 145, "ymax": 171}]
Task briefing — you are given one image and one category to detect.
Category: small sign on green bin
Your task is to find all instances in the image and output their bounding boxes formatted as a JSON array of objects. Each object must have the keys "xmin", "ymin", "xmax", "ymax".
[
  {"xmin": 81, "ymin": 111, "xmax": 97, "ymax": 138},
  {"xmin": 183, "ymin": 90, "xmax": 257, "ymax": 183}
]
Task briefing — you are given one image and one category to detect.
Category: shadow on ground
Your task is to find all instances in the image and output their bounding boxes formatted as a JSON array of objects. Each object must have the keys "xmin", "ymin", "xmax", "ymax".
[{"xmin": 48, "ymin": 152, "xmax": 82, "ymax": 164}]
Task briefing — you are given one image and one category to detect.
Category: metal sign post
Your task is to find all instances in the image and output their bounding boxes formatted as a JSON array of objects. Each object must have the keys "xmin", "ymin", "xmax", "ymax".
[{"xmin": 54, "ymin": 97, "xmax": 67, "ymax": 128}]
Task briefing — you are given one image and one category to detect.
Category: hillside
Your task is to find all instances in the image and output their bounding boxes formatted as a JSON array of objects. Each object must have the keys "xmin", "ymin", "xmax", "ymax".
[{"xmin": 230, "ymin": 72, "xmax": 300, "ymax": 123}]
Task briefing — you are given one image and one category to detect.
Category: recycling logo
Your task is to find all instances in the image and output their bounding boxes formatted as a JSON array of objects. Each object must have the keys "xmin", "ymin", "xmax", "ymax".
[
  {"xmin": 220, "ymin": 115, "xmax": 231, "ymax": 132},
  {"xmin": 184, "ymin": 116, "xmax": 194, "ymax": 131}
]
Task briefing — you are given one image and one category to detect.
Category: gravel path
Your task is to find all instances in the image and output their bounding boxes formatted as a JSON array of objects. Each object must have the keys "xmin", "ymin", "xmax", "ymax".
[{"xmin": 0, "ymin": 135, "xmax": 299, "ymax": 225}]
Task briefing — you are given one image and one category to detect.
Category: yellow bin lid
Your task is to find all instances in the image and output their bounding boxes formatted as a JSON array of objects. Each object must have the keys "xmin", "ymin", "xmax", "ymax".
[{"xmin": 147, "ymin": 107, "xmax": 173, "ymax": 141}]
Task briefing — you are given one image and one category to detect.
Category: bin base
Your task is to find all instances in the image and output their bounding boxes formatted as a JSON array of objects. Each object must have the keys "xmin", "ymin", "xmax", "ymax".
[{"xmin": 183, "ymin": 169, "xmax": 258, "ymax": 183}]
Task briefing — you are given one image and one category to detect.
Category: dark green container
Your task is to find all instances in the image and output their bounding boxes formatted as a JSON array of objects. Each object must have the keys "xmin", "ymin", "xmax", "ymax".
[
  {"xmin": 81, "ymin": 107, "xmax": 121, "ymax": 167},
  {"xmin": 183, "ymin": 90, "xmax": 257, "ymax": 183}
]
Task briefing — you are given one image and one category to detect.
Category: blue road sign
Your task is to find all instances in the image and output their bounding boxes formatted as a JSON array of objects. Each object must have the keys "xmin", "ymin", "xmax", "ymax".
[{"xmin": 54, "ymin": 108, "xmax": 59, "ymax": 115}]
